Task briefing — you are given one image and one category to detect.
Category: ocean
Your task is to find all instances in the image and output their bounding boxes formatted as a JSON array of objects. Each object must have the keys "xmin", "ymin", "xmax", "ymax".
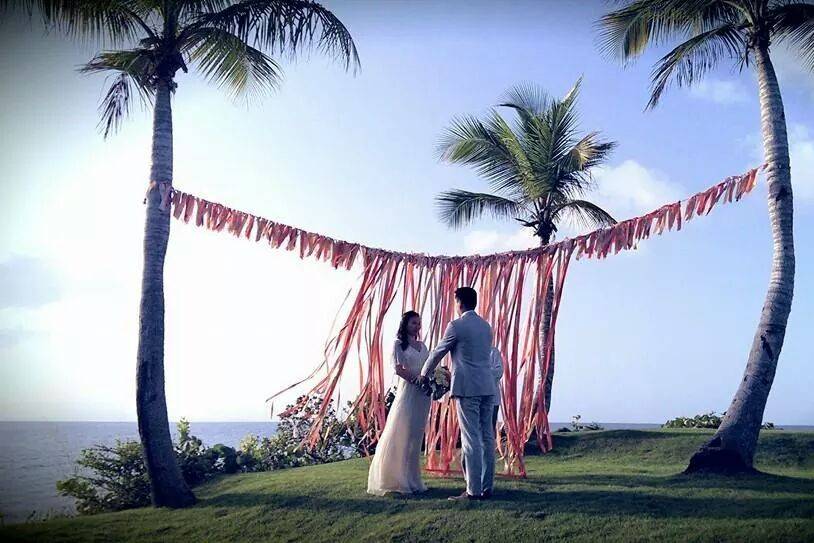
[
  {"xmin": 1, "ymin": 421, "xmax": 811, "ymax": 525},
  {"xmin": 0, "ymin": 421, "xmax": 278, "ymax": 524}
]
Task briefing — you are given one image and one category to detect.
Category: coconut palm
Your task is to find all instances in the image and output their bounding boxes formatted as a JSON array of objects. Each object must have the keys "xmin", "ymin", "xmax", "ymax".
[
  {"xmin": 11, "ymin": 0, "xmax": 358, "ymax": 507},
  {"xmin": 437, "ymin": 80, "xmax": 617, "ymax": 414},
  {"xmin": 599, "ymin": 0, "xmax": 812, "ymax": 473}
]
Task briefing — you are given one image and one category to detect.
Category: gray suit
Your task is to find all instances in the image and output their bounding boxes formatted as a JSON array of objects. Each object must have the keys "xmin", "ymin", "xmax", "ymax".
[{"xmin": 421, "ymin": 310, "xmax": 497, "ymax": 496}]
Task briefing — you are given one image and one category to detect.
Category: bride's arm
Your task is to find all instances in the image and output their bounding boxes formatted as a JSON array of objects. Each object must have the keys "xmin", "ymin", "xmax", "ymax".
[{"xmin": 392, "ymin": 340, "xmax": 419, "ymax": 383}]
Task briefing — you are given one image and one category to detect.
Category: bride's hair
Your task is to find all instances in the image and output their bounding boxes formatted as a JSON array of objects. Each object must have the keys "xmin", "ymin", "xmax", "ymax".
[{"xmin": 397, "ymin": 311, "xmax": 420, "ymax": 351}]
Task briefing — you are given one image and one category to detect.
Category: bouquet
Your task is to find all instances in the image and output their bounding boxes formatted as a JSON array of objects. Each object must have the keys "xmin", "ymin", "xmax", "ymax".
[{"xmin": 418, "ymin": 366, "xmax": 451, "ymax": 401}]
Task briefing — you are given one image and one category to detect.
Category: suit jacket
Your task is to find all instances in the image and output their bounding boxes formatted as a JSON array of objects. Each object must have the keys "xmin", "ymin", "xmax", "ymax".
[{"xmin": 421, "ymin": 310, "xmax": 498, "ymax": 398}]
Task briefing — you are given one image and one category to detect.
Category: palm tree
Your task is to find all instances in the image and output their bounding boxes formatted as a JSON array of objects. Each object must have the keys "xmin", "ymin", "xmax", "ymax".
[
  {"xmin": 599, "ymin": 0, "xmax": 812, "ymax": 473},
  {"xmin": 12, "ymin": 0, "xmax": 358, "ymax": 506},
  {"xmin": 436, "ymin": 80, "xmax": 617, "ymax": 414}
]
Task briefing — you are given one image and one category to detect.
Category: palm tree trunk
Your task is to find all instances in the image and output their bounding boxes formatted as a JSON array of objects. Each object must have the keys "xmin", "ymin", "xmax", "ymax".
[
  {"xmin": 136, "ymin": 78, "xmax": 196, "ymax": 506},
  {"xmin": 537, "ymin": 231, "xmax": 555, "ymax": 414},
  {"xmin": 542, "ymin": 276, "xmax": 555, "ymax": 413},
  {"xmin": 686, "ymin": 46, "xmax": 794, "ymax": 474}
]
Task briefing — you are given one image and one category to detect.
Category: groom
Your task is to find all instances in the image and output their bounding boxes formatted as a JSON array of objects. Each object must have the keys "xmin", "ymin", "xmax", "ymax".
[{"xmin": 420, "ymin": 287, "xmax": 498, "ymax": 501}]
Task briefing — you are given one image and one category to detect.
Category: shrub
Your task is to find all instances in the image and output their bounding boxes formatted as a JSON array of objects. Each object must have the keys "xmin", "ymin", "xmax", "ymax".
[
  {"xmin": 663, "ymin": 412, "xmax": 723, "ymax": 429},
  {"xmin": 344, "ymin": 386, "xmax": 397, "ymax": 455},
  {"xmin": 564, "ymin": 415, "xmax": 604, "ymax": 432},
  {"xmin": 56, "ymin": 440, "xmax": 151, "ymax": 515},
  {"xmin": 237, "ymin": 395, "xmax": 358, "ymax": 471},
  {"xmin": 58, "ymin": 419, "xmax": 226, "ymax": 515},
  {"xmin": 58, "ymin": 393, "xmax": 395, "ymax": 516},
  {"xmin": 210, "ymin": 444, "xmax": 238, "ymax": 474},
  {"xmin": 175, "ymin": 418, "xmax": 216, "ymax": 485},
  {"xmin": 663, "ymin": 412, "xmax": 780, "ymax": 430}
]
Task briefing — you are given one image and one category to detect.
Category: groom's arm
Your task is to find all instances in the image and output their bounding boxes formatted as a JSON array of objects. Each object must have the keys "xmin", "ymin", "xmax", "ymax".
[{"xmin": 421, "ymin": 322, "xmax": 457, "ymax": 378}]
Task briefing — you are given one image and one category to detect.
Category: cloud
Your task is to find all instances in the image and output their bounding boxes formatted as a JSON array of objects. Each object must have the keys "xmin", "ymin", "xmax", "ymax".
[
  {"xmin": 463, "ymin": 228, "xmax": 537, "ymax": 254},
  {"xmin": 591, "ymin": 160, "xmax": 684, "ymax": 219},
  {"xmin": 689, "ymin": 79, "xmax": 750, "ymax": 105},
  {"xmin": 0, "ymin": 256, "xmax": 62, "ymax": 308},
  {"xmin": 789, "ymin": 125, "xmax": 814, "ymax": 201}
]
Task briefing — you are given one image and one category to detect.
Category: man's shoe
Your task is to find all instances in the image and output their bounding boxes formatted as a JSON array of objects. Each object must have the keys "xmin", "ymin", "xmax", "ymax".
[
  {"xmin": 481, "ymin": 489, "xmax": 493, "ymax": 499},
  {"xmin": 448, "ymin": 491, "xmax": 481, "ymax": 501}
]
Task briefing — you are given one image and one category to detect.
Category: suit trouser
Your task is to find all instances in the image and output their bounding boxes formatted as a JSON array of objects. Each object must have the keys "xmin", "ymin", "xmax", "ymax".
[
  {"xmin": 455, "ymin": 395, "xmax": 496, "ymax": 496},
  {"xmin": 461, "ymin": 404, "xmax": 499, "ymax": 482}
]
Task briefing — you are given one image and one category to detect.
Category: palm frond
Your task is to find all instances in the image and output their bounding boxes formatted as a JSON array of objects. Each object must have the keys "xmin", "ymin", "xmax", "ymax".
[
  {"xmin": 435, "ymin": 190, "xmax": 526, "ymax": 229},
  {"xmin": 194, "ymin": 0, "xmax": 359, "ymax": 72},
  {"xmin": 566, "ymin": 132, "xmax": 618, "ymax": 172},
  {"xmin": 79, "ymin": 49, "xmax": 155, "ymax": 137},
  {"xmin": 184, "ymin": 26, "xmax": 282, "ymax": 98},
  {"xmin": 499, "ymin": 82, "xmax": 552, "ymax": 116},
  {"xmin": 178, "ymin": 0, "xmax": 231, "ymax": 17},
  {"xmin": 597, "ymin": 0, "xmax": 742, "ymax": 60},
  {"xmin": 498, "ymin": 81, "xmax": 572, "ymax": 196},
  {"xmin": 543, "ymin": 84, "xmax": 583, "ymax": 162},
  {"xmin": 648, "ymin": 23, "xmax": 746, "ymax": 108},
  {"xmin": 520, "ymin": 80, "xmax": 583, "ymax": 194},
  {"xmin": 437, "ymin": 114, "xmax": 530, "ymax": 197},
  {"xmin": 96, "ymin": 72, "xmax": 136, "ymax": 138},
  {"xmin": 495, "ymin": 79, "xmax": 597, "ymax": 201},
  {"xmin": 561, "ymin": 76, "xmax": 583, "ymax": 106},
  {"xmin": 437, "ymin": 80, "xmax": 615, "ymax": 237},
  {"xmin": 551, "ymin": 132, "xmax": 617, "ymax": 199},
  {"xmin": 483, "ymin": 110, "xmax": 540, "ymax": 197},
  {"xmin": 772, "ymin": 1, "xmax": 814, "ymax": 71},
  {"xmin": 551, "ymin": 199, "xmax": 617, "ymax": 230},
  {"xmin": 16, "ymin": 0, "xmax": 158, "ymax": 46}
]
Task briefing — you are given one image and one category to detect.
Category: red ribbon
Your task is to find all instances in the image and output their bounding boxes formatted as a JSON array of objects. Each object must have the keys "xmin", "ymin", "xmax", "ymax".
[{"xmin": 165, "ymin": 166, "xmax": 762, "ymax": 477}]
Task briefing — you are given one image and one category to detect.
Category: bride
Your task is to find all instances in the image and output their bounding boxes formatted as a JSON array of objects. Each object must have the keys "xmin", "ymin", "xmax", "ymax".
[{"xmin": 367, "ymin": 310, "xmax": 432, "ymax": 495}]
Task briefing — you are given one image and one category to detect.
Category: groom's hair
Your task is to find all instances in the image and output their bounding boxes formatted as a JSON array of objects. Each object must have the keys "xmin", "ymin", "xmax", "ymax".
[{"xmin": 455, "ymin": 287, "xmax": 477, "ymax": 311}]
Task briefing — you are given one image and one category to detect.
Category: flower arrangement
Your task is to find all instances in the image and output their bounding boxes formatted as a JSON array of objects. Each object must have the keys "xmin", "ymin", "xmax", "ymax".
[{"xmin": 419, "ymin": 366, "xmax": 450, "ymax": 401}]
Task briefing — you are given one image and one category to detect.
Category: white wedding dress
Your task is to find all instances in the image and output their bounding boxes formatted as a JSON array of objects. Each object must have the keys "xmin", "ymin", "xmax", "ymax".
[{"xmin": 367, "ymin": 339, "xmax": 432, "ymax": 495}]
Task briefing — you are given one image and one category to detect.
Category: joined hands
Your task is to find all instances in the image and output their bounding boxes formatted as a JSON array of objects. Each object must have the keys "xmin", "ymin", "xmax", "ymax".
[{"xmin": 417, "ymin": 375, "xmax": 435, "ymax": 397}]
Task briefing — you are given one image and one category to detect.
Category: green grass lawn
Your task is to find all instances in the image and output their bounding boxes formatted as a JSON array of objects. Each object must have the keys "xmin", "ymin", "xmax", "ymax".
[{"xmin": 3, "ymin": 430, "xmax": 813, "ymax": 542}]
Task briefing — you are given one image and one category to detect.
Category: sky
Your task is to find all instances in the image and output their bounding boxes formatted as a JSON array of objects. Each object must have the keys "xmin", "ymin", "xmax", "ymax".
[{"xmin": 0, "ymin": 1, "xmax": 812, "ymax": 425}]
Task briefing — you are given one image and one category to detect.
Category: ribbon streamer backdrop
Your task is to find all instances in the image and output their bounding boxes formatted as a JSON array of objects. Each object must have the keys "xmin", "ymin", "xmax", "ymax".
[{"xmin": 165, "ymin": 166, "xmax": 761, "ymax": 477}]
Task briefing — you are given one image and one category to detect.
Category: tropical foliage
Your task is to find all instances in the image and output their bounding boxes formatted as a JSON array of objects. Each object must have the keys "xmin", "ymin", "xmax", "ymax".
[
  {"xmin": 599, "ymin": 0, "xmax": 811, "ymax": 473},
  {"xmin": 7, "ymin": 0, "xmax": 359, "ymax": 506},
  {"xmin": 437, "ymin": 80, "xmax": 617, "ymax": 413},
  {"xmin": 663, "ymin": 412, "xmax": 779, "ymax": 430},
  {"xmin": 56, "ymin": 393, "xmax": 377, "ymax": 516},
  {"xmin": 14, "ymin": 0, "xmax": 360, "ymax": 137},
  {"xmin": 237, "ymin": 396, "xmax": 357, "ymax": 472},
  {"xmin": 56, "ymin": 440, "xmax": 152, "ymax": 515}
]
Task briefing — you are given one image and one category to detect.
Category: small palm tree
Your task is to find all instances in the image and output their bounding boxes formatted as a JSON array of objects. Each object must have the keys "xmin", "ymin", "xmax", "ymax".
[
  {"xmin": 12, "ymin": 0, "xmax": 358, "ymax": 507},
  {"xmin": 436, "ymin": 80, "xmax": 617, "ymax": 414},
  {"xmin": 599, "ymin": 0, "xmax": 812, "ymax": 473}
]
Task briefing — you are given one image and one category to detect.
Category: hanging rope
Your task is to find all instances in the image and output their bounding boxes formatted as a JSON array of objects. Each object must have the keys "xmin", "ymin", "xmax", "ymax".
[{"xmin": 167, "ymin": 165, "xmax": 762, "ymax": 476}]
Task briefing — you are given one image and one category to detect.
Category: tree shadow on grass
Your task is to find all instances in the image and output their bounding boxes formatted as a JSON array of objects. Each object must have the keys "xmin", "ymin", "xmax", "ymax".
[
  {"xmin": 198, "ymin": 482, "xmax": 814, "ymax": 522},
  {"xmin": 522, "ymin": 471, "xmax": 814, "ymax": 493},
  {"xmin": 198, "ymin": 484, "xmax": 463, "ymax": 515},
  {"xmin": 487, "ymin": 487, "xmax": 814, "ymax": 521}
]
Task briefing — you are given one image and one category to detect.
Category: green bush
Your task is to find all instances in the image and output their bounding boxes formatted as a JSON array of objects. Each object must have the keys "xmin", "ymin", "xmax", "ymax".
[
  {"xmin": 210, "ymin": 444, "xmax": 238, "ymax": 474},
  {"xmin": 662, "ymin": 412, "xmax": 780, "ymax": 430},
  {"xmin": 56, "ymin": 440, "xmax": 151, "ymax": 515},
  {"xmin": 58, "ymin": 419, "xmax": 226, "ymax": 515},
  {"xmin": 663, "ymin": 412, "xmax": 723, "ymax": 428},
  {"xmin": 57, "ymin": 393, "xmax": 393, "ymax": 516},
  {"xmin": 343, "ymin": 386, "xmax": 396, "ymax": 455},
  {"xmin": 175, "ymin": 418, "xmax": 212, "ymax": 485},
  {"xmin": 556, "ymin": 415, "xmax": 604, "ymax": 433},
  {"xmin": 237, "ymin": 395, "xmax": 358, "ymax": 471}
]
